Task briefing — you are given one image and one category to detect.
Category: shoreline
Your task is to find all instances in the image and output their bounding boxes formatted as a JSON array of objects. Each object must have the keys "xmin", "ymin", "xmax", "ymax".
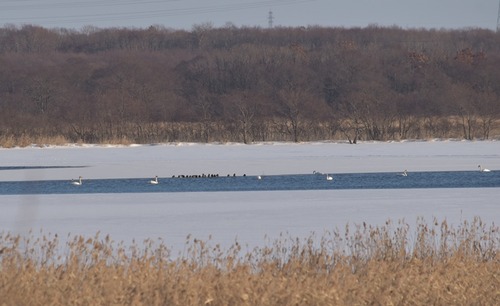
[{"xmin": 1, "ymin": 138, "xmax": 498, "ymax": 150}]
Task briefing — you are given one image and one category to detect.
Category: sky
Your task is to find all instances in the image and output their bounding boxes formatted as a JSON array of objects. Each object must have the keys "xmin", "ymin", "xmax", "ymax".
[{"xmin": 0, "ymin": 0, "xmax": 498, "ymax": 31}]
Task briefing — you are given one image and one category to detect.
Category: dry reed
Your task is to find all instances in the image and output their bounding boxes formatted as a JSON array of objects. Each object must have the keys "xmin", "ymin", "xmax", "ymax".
[
  {"xmin": 1, "ymin": 117, "xmax": 499, "ymax": 147},
  {"xmin": 0, "ymin": 218, "xmax": 498, "ymax": 305}
]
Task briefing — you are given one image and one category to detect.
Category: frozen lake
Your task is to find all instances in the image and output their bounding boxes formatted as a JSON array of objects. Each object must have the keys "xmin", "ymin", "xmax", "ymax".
[
  {"xmin": 1, "ymin": 140, "xmax": 499, "ymax": 253},
  {"xmin": 1, "ymin": 170, "xmax": 499, "ymax": 195}
]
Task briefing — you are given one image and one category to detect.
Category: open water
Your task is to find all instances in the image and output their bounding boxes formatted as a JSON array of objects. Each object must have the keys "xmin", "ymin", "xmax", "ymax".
[{"xmin": 1, "ymin": 170, "xmax": 499, "ymax": 195}]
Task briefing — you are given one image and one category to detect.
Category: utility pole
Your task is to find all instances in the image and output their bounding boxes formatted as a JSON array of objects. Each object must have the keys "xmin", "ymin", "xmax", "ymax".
[
  {"xmin": 268, "ymin": 10, "xmax": 274, "ymax": 28},
  {"xmin": 497, "ymin": 0, "xmax": 500, "ymax": 32}
]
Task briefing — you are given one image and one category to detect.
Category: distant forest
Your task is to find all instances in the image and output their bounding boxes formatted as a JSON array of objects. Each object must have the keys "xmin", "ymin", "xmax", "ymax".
[{"xmin": 1, "ymin": 24, "xmax": 500, "ymax": 146}]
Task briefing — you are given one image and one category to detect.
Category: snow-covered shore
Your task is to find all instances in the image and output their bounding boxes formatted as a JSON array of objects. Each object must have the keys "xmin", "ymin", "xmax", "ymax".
[{"xmin": 1, "ymin": 140, "xmax": 499, "ymax": 253}]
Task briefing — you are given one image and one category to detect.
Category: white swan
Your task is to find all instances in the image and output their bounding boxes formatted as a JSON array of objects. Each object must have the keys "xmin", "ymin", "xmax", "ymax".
[
  {"xmin": 326, "ymin": 174, "xmax": 333, "ymax": 181},
  {"xmin": 401, "ymin": 170, "xmax": 408, "ymax": 177},
  {"xmin": 150, "ymin": 176, "xmax": 159, "ymax": 184},
  {"xmin": 71, "ymin": 176, "xmax": 82, "ymax": 185},
  {"xmin": 478, "ymin": 165, "xmax": 491, "ymax": 172}
]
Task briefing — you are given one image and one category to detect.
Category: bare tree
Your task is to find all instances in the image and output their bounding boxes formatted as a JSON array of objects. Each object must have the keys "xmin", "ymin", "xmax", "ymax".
[
  {"xmin": 25, "ymin": 77, "xmax": 56, "ymax": 114},
  {"xmin": 231, "ymin": 96, "xmax": 256, "ymax": 144},
  {"xmin": 277, "ymin": 84, "xmax": 311, "ymax": 143},
  {"xmin": 195, "ymin": 95, "xmax": 216, "ymax": 143}
]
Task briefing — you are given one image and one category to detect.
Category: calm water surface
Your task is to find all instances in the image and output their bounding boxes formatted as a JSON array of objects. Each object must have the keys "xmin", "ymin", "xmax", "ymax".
[{"xmin": 1, "ymin": 171, "xmax": 499, "ymax": 195}]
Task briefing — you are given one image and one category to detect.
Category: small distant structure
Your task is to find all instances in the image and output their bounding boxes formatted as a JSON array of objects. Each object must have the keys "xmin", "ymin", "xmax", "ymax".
[{"xmin": 268, "ymin": 10, "xmax": 274, "ymax": 28}]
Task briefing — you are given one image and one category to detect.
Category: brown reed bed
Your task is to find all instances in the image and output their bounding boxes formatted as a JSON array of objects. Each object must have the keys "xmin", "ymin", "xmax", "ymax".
[{"xmin": 1, "ymin": 217, "xmax": 498, "ymax": 305}]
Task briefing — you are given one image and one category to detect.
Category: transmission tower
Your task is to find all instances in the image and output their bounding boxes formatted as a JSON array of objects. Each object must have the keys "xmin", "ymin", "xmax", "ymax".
[
  {"xmin": 268, "ymin": 10, "xmax": 274, "ymax": 28},
  {"xmin": 497, "ymin": 0, "xmax": 500, "ymax": 32}
]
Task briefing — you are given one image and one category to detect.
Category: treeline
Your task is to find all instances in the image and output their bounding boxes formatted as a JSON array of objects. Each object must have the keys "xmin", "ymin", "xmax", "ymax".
[{"xmin": 1, "ymin": 24, "xmax": 500, "ymax": 145}]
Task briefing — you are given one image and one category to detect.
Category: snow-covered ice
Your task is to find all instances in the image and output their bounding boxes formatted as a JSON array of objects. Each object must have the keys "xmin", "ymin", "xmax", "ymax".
[{"xmin": 1, "ymin": 140, "xmax": 499, "ymax": 253}]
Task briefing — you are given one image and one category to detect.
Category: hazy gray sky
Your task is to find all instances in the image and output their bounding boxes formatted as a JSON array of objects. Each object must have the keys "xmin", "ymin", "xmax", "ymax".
[{"xmin": 1, "ymin": 0, "xmax": 498, "ymax": 31}]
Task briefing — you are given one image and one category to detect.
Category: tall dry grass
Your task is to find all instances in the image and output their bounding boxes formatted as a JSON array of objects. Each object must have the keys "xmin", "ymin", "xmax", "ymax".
[
  {"xmin": 0, "ymin": 218, "xmax": 498, "ymax": 305},
  {"xmin": 2, "ymin": 117, "xmax": 500, "ymax": 147},
  {"xmin": 0, "ymin": 134, "xmax": 70, "ymax": 148}
]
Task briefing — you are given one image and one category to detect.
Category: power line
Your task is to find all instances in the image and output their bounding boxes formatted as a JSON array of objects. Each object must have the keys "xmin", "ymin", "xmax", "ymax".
[
  {"xmin": 0, "ymin": 0, "xmax": 316, "ymax": 27},
  {"xmin": 0, "ymin": 0, "xmax": 180, "ymax": 11}
]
